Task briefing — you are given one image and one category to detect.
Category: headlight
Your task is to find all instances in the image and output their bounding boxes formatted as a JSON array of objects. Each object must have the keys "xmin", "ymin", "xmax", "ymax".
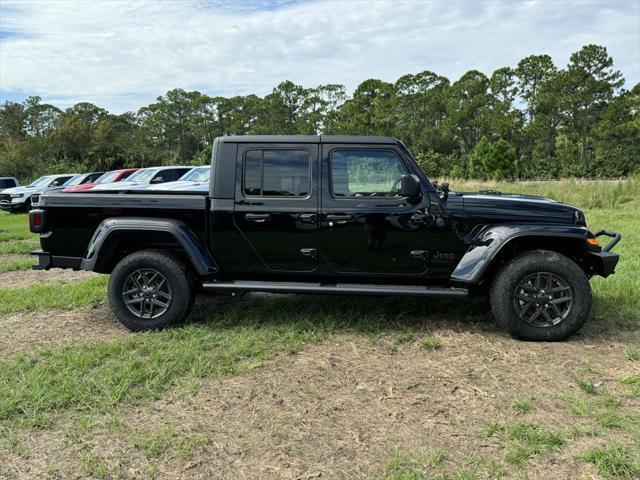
[
  {"xmin": 574, "ymin": 210, "xmax": 586, "ymax": 226},
  {"xmin": 10, "ymin": 193, "xmax": 24, "ymax": 198}
]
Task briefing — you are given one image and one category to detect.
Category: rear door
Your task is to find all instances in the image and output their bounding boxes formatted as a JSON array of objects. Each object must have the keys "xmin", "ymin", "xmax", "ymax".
[{"xmin": 233, "ymin": 143, "xmax": 319, "ymax": 273}]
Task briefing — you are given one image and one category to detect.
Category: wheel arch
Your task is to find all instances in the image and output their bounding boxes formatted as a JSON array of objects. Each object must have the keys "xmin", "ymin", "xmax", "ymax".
[
  {"xmin": 451, "ymin": 225, "xmax": 596, "ymax": 287},
  {"xmin": 80, "ymin": 217, "xmax": 217, "ymax": 276}
]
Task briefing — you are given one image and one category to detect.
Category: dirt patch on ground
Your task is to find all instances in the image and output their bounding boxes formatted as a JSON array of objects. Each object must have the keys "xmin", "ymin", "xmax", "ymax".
[
  {"xmin": 0, "ymin": 306, "xmax": 128, "ymax": 355},
  {"xmin": 0, "ymin": 268, "xmax": 97, "ymax": 288},
  {"xmin": 5, "ymin": 325, "xmax": 638, "ymax": 479}
]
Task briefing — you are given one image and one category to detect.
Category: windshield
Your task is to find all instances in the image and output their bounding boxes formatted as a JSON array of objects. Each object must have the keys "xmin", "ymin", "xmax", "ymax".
[
  {"xmin": 96, "ymin": 171, "xmax": 119, "ymax": 184},
  {"xmin": 29, "ymin": 176, "xmax": 54, "ymax": 187},
  {"xmin": 127, "ymin": 168, "xmax": 159, "ymax": 183},
  {"xmin": 179, "ymin": 167, "xmax": 210, "ymax": 182},
  {"xmin": 63, "ymin": 175, "xmax": 85, "ymax": 186}
]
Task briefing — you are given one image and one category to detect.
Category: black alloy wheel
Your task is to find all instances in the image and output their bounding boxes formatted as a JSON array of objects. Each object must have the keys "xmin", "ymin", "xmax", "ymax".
[
  {"xmin": 513, "ymin": 272, "xmax": 573, "ymax": 328},
  {"xmin": 122, "ymin": 268, "xmax": 173, "ymax": 319}
]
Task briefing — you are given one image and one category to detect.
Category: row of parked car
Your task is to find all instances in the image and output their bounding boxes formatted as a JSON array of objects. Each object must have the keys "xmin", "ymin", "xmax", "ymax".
[{"xmin": 0, "ymin": 165, "xmax": 210, "ymax": 212}]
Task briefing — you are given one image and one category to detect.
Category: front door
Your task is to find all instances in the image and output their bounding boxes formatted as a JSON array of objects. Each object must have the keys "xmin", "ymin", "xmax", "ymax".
[
  {"xmin": 319, "ymin": 145, "xmax": 429, "ymax": 276},
  {"xmin": 233, "ymin": 143, "xmax": 319, "ymax": 273}
]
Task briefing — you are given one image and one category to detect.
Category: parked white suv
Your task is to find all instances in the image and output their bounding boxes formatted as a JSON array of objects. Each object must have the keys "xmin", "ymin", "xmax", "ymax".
[{"xmin": 0, "ymin": 174, "xmax": 74, "ymax": 212}]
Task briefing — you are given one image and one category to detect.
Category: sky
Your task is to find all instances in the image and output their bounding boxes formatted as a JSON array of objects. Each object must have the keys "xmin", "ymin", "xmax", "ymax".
[{"xmin": 1, "ymin": 0, "xmax": 639, "ymax": 113}]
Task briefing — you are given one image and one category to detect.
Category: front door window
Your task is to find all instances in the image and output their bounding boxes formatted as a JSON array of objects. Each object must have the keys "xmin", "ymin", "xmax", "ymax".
[{"xmin": 331, "ymin": 150, "xmax": 407, "ymax": 198}]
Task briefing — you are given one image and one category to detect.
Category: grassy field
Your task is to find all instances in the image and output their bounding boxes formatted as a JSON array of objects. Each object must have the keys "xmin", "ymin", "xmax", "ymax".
[{"xmin": 0, "ymin": 180, "xmax": 638, "ymax": 479}]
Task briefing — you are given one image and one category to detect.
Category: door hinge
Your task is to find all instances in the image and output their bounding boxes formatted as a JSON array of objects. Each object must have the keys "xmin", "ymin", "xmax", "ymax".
[{"xmin": 300, "ymin": 248, "xmax": 317, "ymax": 259}]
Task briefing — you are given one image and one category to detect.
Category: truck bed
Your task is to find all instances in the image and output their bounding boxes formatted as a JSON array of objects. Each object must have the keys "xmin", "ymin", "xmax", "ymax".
[{"xmin": 35, "ymin": 191, "xmax": 208, "ymax": 259}]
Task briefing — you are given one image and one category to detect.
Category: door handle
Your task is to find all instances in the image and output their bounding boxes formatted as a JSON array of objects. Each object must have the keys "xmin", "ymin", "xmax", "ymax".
[
  {"xmin": 298, "ymin": 213, "xmax": 316, "ymax": 223},
  {"xmin": 326, "ymin": 214, "xmax": 354, "ymax": 225},
  {"xmin": 410, "ymin": 250, "xmax": 428, "ymax": 260},
  {"xmin": 245, "ymin": 213, "xmax": 271, "ymax": 223},
  {"xmin": 300, "ymin": 248, "xmax": 317, "ymax": 259}
]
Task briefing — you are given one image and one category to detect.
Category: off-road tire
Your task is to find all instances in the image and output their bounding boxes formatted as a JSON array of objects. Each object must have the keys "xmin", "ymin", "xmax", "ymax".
[
  {"xmin": 108, "ymin": 250, "xmax": 195, "ymax": 331},
  {"xmin": 490, "ymin": 249, "xmax": 591, "ymax": 341}
]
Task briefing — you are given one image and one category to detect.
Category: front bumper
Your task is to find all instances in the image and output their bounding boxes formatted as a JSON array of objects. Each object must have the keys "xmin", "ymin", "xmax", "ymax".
[
  {"xmin": 587, "ymin": 230, "xmax": 621, "ymax": 278},
  {"xmin": 0, "ymin": 199, "xmax": 27, "ymax": 212},
  {"xmin": 31, "ymin": 250, "xmax": 82, "ymax": 270},
  {"xmin": 588, "ymin": 251, "xmax": 619, "ymax": 278}
]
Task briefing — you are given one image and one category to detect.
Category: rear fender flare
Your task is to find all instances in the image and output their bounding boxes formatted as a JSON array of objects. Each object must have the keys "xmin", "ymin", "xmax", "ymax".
[
  {"xmin": 450, "ymin": 224, "xmax": 591, "ymax": 284},
  {"xmin": 80, "ymin": 217, "xmax": 217, "ymax": 276}
]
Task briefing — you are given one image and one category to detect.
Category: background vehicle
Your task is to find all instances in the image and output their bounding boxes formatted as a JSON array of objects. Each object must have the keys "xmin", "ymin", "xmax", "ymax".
[
  {"xmin": 0, "ymin": 177, "xmax": 19, "ymax": 193},
  {"xmin": 91, "ymin": 166, "xmax": 192, "ymax": 191},
  {"xmin": 1, "ymin": 174, "xmax": 75, "ymax": 212},
  {"xmin": 60, "ymin": 172, "xmax": 104, "ymax": 189},
  {"xmin": 65, "ymin": 168, "xmax": 139, "ymax": 192},
  {"xmin": 30, "ymin": 136, "xmax": 620, "ymax": 340},
  {"xmin": 32, "ymin": 172, "xmax": 105, "ymax": 206},
  {"xmin": 146, "ymin": 166, "xmax": 210, "ymax": 191}
]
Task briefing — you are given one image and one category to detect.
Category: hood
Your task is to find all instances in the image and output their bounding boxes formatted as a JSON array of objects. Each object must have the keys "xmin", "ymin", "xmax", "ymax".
[
  {"xmin": 92, "ymin": 181, "xmax": 145, "ymax": 191},
  {"xmin": 461, "ymin": 190, "xmax": 582, "ymax": 224},
  {"xmin": 1, "ymin": 185, "xmax": 40, "ymax": 195},
  {"xmin": 146, "ymin": 181, "xmax": 209, "ymax": 192},
  {"xmin": 65, "ymin": 183, "xmax": 97, "ymax": 192}
]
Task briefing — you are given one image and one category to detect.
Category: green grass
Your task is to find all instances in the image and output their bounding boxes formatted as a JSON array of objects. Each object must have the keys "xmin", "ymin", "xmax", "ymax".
[
  {"xmin": 420, "ymin": 336, "xmax": 442, "ymax": 351},
  {"xmin": 0, "ymin": 212, "xmax": 30, "ymax": 238},
  {"xmin": 0, "ymin": 276, "xmax": 108, "ymax": 315},
  {"xmin": 447, "ymin": 177, "xmax": 639, "ymax": 210},
  {"xmin": 620, "ymin": 375, "xmax": 640, "ymax": 398},
  {"xmin": 0, "ymin": 212, "xmax": 39, "ymax": 255},
  {"xmin": 576, "ymin": 378, "xmax": 599, "ymax": 395},
  {"xmin": 624, "ymin": 338, "xmax": 640, "ymax": 361},
  {"xmin": 424, "ymin": 447, "xmax": 447, "ymax": 467},
  {"xmin": 0, "ymin": 294, "xmax": 447, "ymax": 429},
  {"xmin": 0, "ymin": 239, "xmax": 39, "ymax": 255},
  {"xmin": 557, "ymin": 392, "xmax": 640, "ymax": 435},
  {"xmin": 0, "ymin": 257, "xmax": 33, "ymax": 273},
  {"xmin": 485, "ymin": 420, "xmax": 566, "ymax": 465},
  {"xmin": 0, "ymin": 320, "xmax": 324, "ymax": 428},
  {"xmin": 512, "ymin": 398, "xmax": 536, "ymax": 415},
  {"xmin": 583, "ymin": 444, "xmax": 640, "ymax": 479},
  {"xmin": 132, "ymin": 426, "xmax": 213, "ymax": 461}
]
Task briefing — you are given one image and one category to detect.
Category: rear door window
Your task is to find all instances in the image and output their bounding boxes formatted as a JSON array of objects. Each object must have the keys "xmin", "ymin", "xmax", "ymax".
[{"xmin": 243, "ymin": 149, "xmax": 310, "ymax": 197}]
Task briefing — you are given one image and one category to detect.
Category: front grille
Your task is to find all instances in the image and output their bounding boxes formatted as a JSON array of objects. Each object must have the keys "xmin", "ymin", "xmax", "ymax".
[{"xmin": 0, "ymin": 194, "xmax": 11, "ymax": 204}]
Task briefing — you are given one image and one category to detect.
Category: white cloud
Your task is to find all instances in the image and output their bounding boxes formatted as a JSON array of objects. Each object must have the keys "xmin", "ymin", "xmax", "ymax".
[{"xmin": 1, "ymin": 0, "xmax": 638, "ymax": 113}]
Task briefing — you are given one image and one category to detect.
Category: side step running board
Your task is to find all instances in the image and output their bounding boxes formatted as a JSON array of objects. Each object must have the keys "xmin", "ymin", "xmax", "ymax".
[{"xmin": 202, "ymin": 280, "xmax": 468, "ymax": 297}]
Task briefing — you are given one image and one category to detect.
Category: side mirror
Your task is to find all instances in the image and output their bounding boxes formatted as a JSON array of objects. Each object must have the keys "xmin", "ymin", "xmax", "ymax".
[
  {"xmin": 151, "ymin": 176, "xmax": 164, "ymax": 184},
  {"xmin": 398, "ymin": 174, "xmax": 421, "ymax": 200}
]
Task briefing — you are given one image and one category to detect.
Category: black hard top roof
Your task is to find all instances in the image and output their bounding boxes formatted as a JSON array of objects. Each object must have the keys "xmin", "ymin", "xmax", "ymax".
[{"xmin": 217, "ymin": 135, "xmax": 399, "ymax": 144}]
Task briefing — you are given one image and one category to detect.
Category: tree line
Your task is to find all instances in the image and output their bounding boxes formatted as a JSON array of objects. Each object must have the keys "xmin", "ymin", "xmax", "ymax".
[{"xmin": 1, "ymin": 44, "xmax": 638, "ymax": 182}]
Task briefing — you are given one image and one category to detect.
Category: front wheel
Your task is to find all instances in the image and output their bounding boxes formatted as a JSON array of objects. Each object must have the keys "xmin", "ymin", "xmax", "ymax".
[
  {"xmin": 108, "ymin": 250, "xmax": 195, "ymax": 331},
  {"xmin": 490, "ymin": 250, "xmax": 592, "ymax": 341}
]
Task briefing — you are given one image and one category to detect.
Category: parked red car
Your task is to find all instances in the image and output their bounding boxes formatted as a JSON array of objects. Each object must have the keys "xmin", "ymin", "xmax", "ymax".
[{"xmin": 64, "ymin": 168, "xmax": 139, "ymax": 192}]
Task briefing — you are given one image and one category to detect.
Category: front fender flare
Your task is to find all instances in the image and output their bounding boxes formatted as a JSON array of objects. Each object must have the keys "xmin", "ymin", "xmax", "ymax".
[
  {"xmin": 450, "ymin": 224, "xmax": 591, "ymax": 284},
  {"xmin": 80, "ymin": 217, "xmax": 217, "ymax": 276}
]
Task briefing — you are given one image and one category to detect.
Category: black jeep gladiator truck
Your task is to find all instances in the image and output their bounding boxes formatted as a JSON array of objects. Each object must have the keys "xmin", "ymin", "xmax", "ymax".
[{"xmin": 29, "ymin": 136, "xmax": 621, "ymax": 341}]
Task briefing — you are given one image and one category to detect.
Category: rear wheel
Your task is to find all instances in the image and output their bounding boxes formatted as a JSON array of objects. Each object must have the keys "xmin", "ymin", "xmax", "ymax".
[
  {"xmin": 108, "ymin": 250, "xmax": 194, "ymax": 331},
  {"xmin": 490, "ymin": 250, "xmax": 591, "ymax": 341}
]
